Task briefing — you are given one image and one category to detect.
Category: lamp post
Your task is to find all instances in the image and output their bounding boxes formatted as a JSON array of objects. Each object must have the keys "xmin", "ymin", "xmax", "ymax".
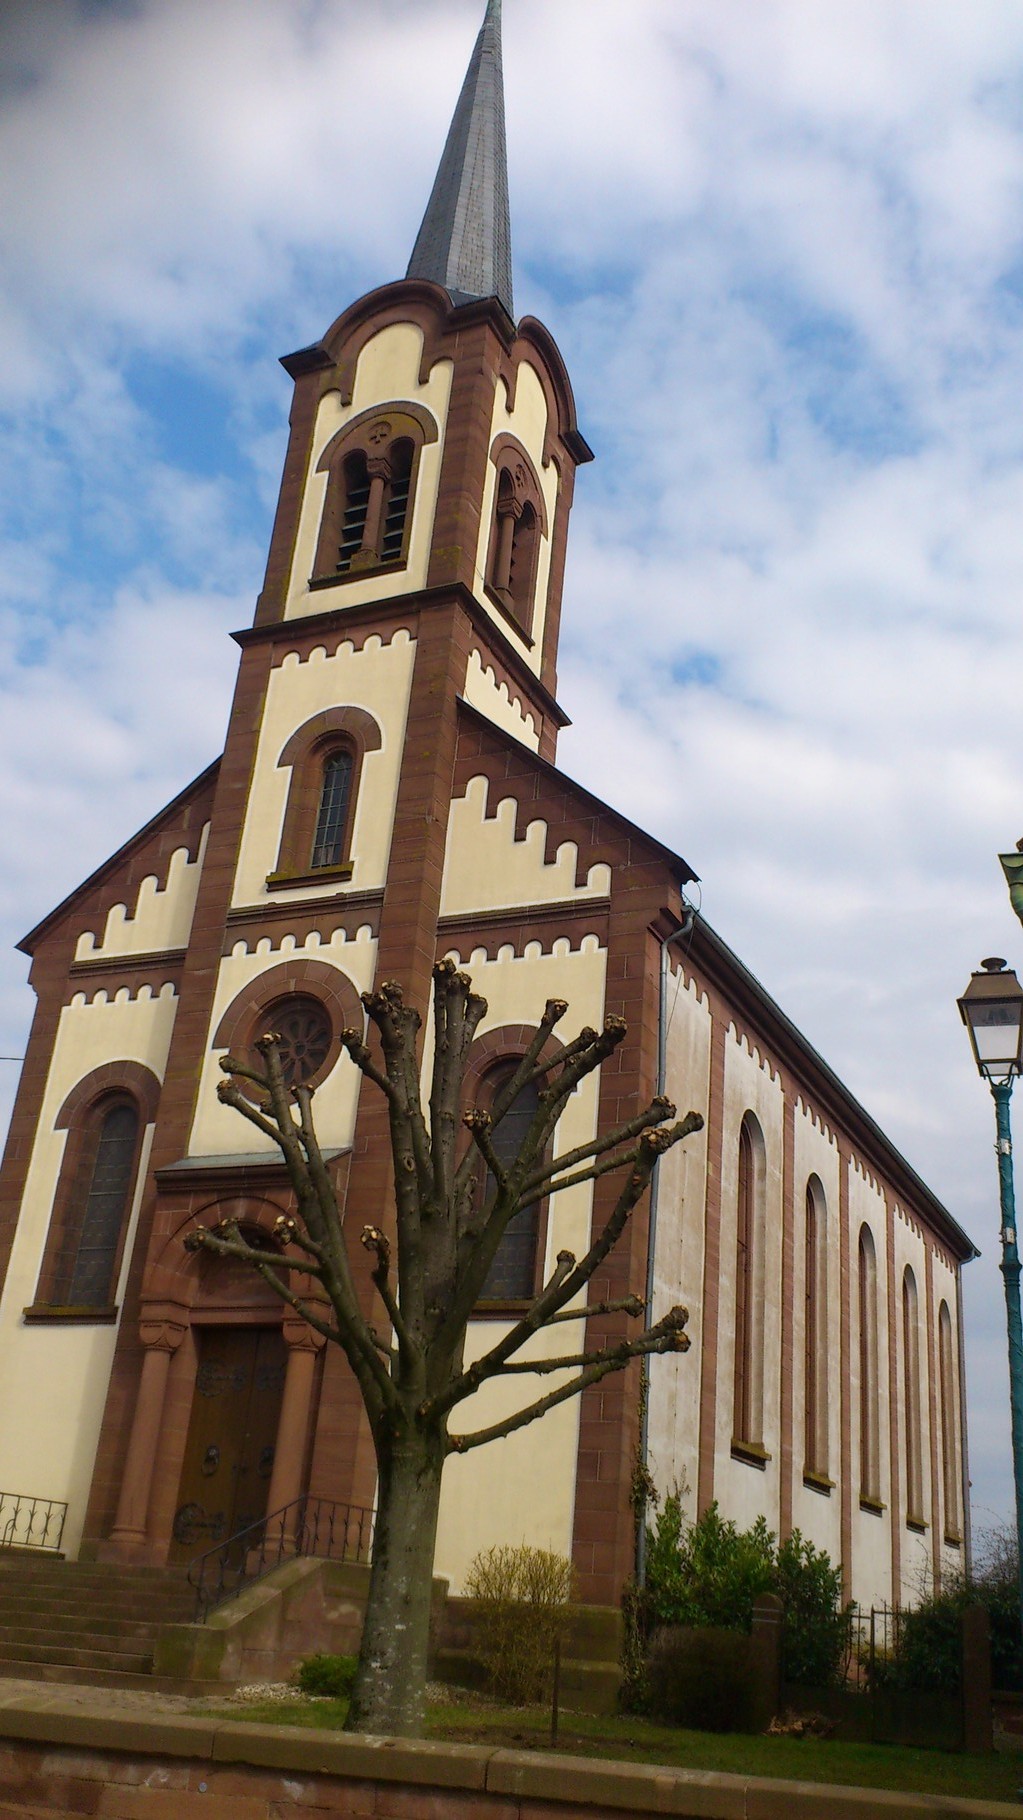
[{"xmin": 958, "ymin": 958, "xmax": 1023, "ymax": 1642}]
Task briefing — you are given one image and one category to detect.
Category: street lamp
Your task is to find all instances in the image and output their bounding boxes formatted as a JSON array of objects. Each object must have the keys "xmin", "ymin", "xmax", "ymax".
[{"xmin": 958, "ymin": 958, "xmax": 1023, "ymax": 1649}]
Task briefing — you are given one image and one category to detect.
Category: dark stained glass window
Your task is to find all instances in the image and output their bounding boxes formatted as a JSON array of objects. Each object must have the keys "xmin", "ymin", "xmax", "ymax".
[
  {"xmin": 479, "ymin": 1075, "xmax": 541, "ymax": 1301},
  {"xmin": 310, "ymin": 749, "xmax": 353, "ymax": 870},
  {"xmin": 67, "ymin": 1101, "xmax": 139, "ymax": 1306}
]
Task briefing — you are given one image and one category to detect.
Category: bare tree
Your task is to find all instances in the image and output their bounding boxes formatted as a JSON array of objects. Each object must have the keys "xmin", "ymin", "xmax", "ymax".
[{"xmin": 185, "ymin": 960, "xmax": 702, "ymax": 1734}]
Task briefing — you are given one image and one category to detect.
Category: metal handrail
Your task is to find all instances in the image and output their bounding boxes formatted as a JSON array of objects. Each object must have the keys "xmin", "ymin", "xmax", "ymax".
[
  {"xmin": 0, "ymin": 1491, "xmax": 68, "ymax": 1554},
  {"xmin": 186, "ymin": 1494, "xmax": 374, "ymax": 1622}
]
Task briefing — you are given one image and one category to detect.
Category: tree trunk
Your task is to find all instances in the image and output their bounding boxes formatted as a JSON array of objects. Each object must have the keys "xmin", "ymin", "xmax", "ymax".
[{"xmin": 346, "ymin": 1424, "xmax": 446, "ymax": 1736}]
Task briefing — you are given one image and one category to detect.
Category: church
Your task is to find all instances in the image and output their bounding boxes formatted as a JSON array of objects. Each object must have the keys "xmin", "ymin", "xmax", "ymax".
[{"xmin": 0, "ymin": 0, "xmax": 974, "ymax": 1621}]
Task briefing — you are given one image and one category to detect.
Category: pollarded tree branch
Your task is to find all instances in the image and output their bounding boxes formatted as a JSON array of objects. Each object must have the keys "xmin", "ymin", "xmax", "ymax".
[
  {"xmin": 338, "ymin": 1025, "xmax": 398, "ymax": 1102},
  {"xmin": 184, "ymin": 1223, "xmax": 343, "ymax": 1347},
  {"xmin": 439, "ymin": 1112, "xmax": 702, "ymax": 1403},
  {"xmin": 446, "ymin": 1307, "xmax": 691, "ymax": 1453},
  {"xmin": 522, "ymin": 1096, "xmax": 676, "ymax": 1195},
  {"xmin": 361, "ymin": 1224, "xmax": 418, "ymax": 1367}
]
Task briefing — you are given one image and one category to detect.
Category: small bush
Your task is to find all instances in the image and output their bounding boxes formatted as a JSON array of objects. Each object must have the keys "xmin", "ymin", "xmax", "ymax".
[
  {"xmin": 296, "ymin": 1652, "xmax": 358, "ymax": 1698},
  {"xmin": 645, "ymin": 1625, "xmax": 754, "ymax": 1732},
  {"xmin": 465, "ymin": 1543, "xmax": 574, "ymax": 1704},
  {"xmin": 628, "ymin": 1492, "xmax": 849, "ymax": 1707}
]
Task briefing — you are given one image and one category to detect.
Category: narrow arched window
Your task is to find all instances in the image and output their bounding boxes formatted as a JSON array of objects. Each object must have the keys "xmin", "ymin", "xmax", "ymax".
[
  {"xmin": 479, "ymin": 1073, "xmax": 541, "ymax": 1302},
  {"xmin": 380, "ymin": 437, "xmax": 413, "ymax": 564},
  {"xmin": 732, "ymin": 1114, "xmax": 765, "ymax": 1451},
  {"xmin": 310, "ymin": 747, "xmax": 354, "ymax": 870},
  {"xmin": 804, "ymin": 1177, "xmax": 829, "ymax": 1481},
  {"xmin": 938, "ymin": 1300, "xmax": 961, "ymax": 1542},
  {"xmin": 903, "ymin": 1266, "xmax": 924, "ymax": 1527},
  {"xmin": 486, "ymin": 453, "xmax": 544, "ymax": 636},
  {"xmin": 337, "ymin": 451, "xmax": 371, "ymax": 573},
  {"xmin": 63, "ymin": 1099, "xmax": 140, "ymax": 1307},
  {"xmin": 858, "ymin": 1225, "xmax": 881, "ymax": 1506}
]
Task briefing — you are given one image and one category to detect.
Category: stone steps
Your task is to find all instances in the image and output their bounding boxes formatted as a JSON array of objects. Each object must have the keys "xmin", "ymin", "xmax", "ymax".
[{"xmin": 0, "ymin": 1554, "xmax": 194, "ymax": 1681}]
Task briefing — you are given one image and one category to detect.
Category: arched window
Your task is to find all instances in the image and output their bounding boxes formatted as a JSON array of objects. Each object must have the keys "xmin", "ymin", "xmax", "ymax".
[
  {"xmin": 62, "ymin": 1100, "xmax": 139, "ymax": 1306},
  {"xmin": 903, "ymin": 1266, "xmax": 925, "ymax": 1528},
  {"xmin": 732, "ymin": 1114, "xmax": 766, "ymax": 1454},
  {"xmin": 478, "ymin": 1069, "xmax": 542, "ymax": 1304},
  {"xmin": 310, "ymin": 747, "xmax": 354, "ymax": 871},
  {"xmin": 938, "ymin": 1300, "xmax": 961, "ymax": 1543},
  {"xmin": 486, "ymin": 443, "xmax": 545, "ymax": 637},
  {"xmin": 803, "ymin": 1176, "xmax": 829, "ymax": 1483},
  {"xmin": 26, "ymin": 1063, "xmax": 159, "ymax": 1323},
  {"xmin": 269, "ymin": 707, "xmax": 382, "ymax": 890},
  {"xmin": 312, "ymin": 407, "xmax": 436, "ymax": 586},
  {"xmin": 858, "ymin": 1225, "xmax": 881, "ymax": 1508}
]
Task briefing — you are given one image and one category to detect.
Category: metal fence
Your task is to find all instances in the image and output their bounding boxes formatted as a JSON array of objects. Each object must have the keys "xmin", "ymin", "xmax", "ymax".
[
  {"xmin": 187, "ymin": 1493, "xmax": 374, "ymax": 1622},
  {"xmin": 0, "ymin": 1491, "xmax": 68, "ymax": 1554}
]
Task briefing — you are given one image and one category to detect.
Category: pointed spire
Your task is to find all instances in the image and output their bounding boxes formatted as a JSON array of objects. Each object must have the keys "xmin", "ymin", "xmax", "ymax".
[{"xmin": 406, "ymin": 0, "xmax": 513, "ymax": 319}]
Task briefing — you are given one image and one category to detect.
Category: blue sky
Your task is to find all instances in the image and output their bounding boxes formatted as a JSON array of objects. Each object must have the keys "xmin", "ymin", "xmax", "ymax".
[{"xmin": 4, "ymin": 0, "xmax": 1023, "ymax": 1548}]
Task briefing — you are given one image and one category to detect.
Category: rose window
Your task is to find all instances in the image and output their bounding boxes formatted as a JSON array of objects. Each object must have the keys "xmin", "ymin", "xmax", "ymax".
[{"xmin": 257, "ymin": 997, "xmax": 333, "ymax": 1086}]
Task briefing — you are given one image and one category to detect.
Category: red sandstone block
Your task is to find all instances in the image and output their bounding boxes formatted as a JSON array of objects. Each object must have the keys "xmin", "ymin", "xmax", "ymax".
[
  {"xmin": 95, "ymin": 1788, "xmax": 267, "ymax": 1820},
  {"xmin": 373, "ymin": 1789, "xmax": 510, "ymax": 1820}
]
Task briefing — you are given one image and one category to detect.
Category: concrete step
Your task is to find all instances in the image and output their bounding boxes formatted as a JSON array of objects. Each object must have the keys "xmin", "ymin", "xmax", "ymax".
[
  {"xmin": 0, "ymin": 1658, "xmax": 225, "ymax": 1695},
  {"xmin": 0, "ymin": 1589, "xmax": 194, "ymax": 1620},
  {"xmin": 0, "ymin": 1617, "xmax": 163, "ymax": 1647},
  {"xmin": 0, "ymin": 1640, "xmax": 155, "ymax": 1675}
]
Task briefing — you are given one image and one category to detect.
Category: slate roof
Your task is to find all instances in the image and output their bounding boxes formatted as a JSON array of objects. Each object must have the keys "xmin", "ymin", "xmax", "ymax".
[{"xmin": 406, "ymin": 0, "xmax": 514, "ymax": 319}]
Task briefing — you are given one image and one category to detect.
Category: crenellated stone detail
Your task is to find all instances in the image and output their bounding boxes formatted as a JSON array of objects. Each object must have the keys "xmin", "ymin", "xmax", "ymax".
[
  {"xmin": 441, "ymin": 774, "xmax": 612, "ymax": 915},
  {"xmin": 74, "ymin": 832, "xmax": 208, "ymax": 963}
]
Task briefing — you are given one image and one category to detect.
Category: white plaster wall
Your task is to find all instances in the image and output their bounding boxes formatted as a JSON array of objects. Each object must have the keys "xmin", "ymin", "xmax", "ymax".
[
  {"xmin": 188, "ymin": 930, "xmax": 377, "ymax": 1158},
  {"xmin": 848, "ymin": 1166, "xmax": 893, "ymax": 1609},
  {"xmin": 461, "ymin": 650, "xmax": 540, "ymax": 752},
  {"xmin": 285, "ymin": 323, "xmax": 452, "ymax": 619},
  {"xmin": 441, "ymin": 775, "xmax": 611, "ymax": 917},
  {"xmin": 647, "ymin": 966, "xmax": 712, "ymax": 1523},
  {"xmin": 74, "ymin": 830, "xmax": 208, "ymax": 961},
  {"xmin": 471, "ymin": 362, "xmax": 558, "ymax": 673},
  {"xmin": 714, "ymin": 1031, "xmax": 785, "ymax": 1536},
  {"xmin": 231, "ymin": 632, "xmax": 416, "ymax": 909},
  {"xmin": 432, "ymin": 937, "xmax": 606, "ymax": 1590},
  {"xmin": 0, "ymin": 987, "xmax": 177, "ymax": 1557},
  {"xmin": 788, "ymin": 1107, "xmax": 843, "ymax": 1564}
]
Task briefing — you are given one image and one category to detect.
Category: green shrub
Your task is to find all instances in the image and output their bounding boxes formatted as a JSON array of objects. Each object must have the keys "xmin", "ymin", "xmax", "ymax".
[
  {"xmin": 465, "ymin": 1543, "xmax": 574, "ymax": 1704},
  {"xmin": 645, "ymin": 1624, "xmax": 754, "ymax": 1731},
  {"xmin": 634, "ymin": 1493, "xmax": 848, "ymax": 1698},
  {"xmin": 296, "ymin": 1652, "xmax": 358, "ymax": 1698}
]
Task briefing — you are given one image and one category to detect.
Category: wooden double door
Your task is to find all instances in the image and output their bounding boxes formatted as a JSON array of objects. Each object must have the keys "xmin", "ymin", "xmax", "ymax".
[{"xmin": 170, "ymin": 1326, "xmax": 287, "ymax": 1561}]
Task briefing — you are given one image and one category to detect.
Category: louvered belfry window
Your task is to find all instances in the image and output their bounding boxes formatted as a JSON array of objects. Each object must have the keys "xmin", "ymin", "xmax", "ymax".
[
  {"xmin": 66, "ymin": 1100, "xmax": 139, "ymax": 1306},
  {"xmin": 310, "ymin": 749, "xmax": 353, "ymax": 870},
  {"xmin": 337, "ymin": 451, "xmax": 371, "ymax": 573},
  {"xmin": 380, "ymin": 438, "xmax": 413, "ymax": 563}
]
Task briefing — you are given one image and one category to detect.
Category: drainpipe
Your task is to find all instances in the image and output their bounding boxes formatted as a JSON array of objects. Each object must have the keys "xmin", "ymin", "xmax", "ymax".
[{"xmin": 635, "ymin": 903, "xmax": 696, "ymax": 1586}]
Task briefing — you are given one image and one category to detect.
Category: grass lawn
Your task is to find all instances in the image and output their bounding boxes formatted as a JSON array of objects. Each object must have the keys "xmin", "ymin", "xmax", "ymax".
[{"xmin": 204, "ymin": 1691, "xmax": 1023, "ymax": 1805}]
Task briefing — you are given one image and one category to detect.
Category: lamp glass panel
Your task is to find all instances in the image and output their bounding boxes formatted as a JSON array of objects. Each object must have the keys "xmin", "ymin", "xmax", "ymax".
[{"xmin": 969, "ymin": 1002, "xmax": 1023, "ymax": 1072}]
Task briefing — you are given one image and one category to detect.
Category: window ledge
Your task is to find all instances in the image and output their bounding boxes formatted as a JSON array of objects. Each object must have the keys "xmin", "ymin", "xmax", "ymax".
[
  {"xmin": 802, "ymin": 1470, "xmax": 834, "ymax": 1497},
  {"xmin": 472, "ymin": 1298, "xmax": 533, "ymax": 1320},
  {"xmin": 266, "ymin": 863, "xmax": 354, "ymax": 893},
  {"xmin": 944, "ymin": 1532, "xmax": 963, "ymax": 1549},
  {"xmin": 731, "ymin": 1439, "xmax": 771, "ymax": 1471},
  {"xmin": 859, "ymin": 1495, "xmax": 886, "ymax": 1517},
  {"xmin": 906, "ymin": 1516, "xmax": 928, "ymax": 1534},
  {"xmin": 23, "ymin": 1303, "xmax": 118, "ymax": 1325},
  {"xmin": 308, "ymin": 559, "xmax": 407, "ymax": 592},
  {"xmin": 483, "ymin": 582, "xmax": 536, "ymax": 649}
]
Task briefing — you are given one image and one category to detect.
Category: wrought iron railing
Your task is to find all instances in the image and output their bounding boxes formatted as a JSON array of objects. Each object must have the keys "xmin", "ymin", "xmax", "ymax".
[
  {"xmin": 0, "ymin": 1491, "xmax": 68, "ymax": 1553},
  {"xmin": 187, "ymin": 1494, "xmax": 374, "ymax": 1622}
]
